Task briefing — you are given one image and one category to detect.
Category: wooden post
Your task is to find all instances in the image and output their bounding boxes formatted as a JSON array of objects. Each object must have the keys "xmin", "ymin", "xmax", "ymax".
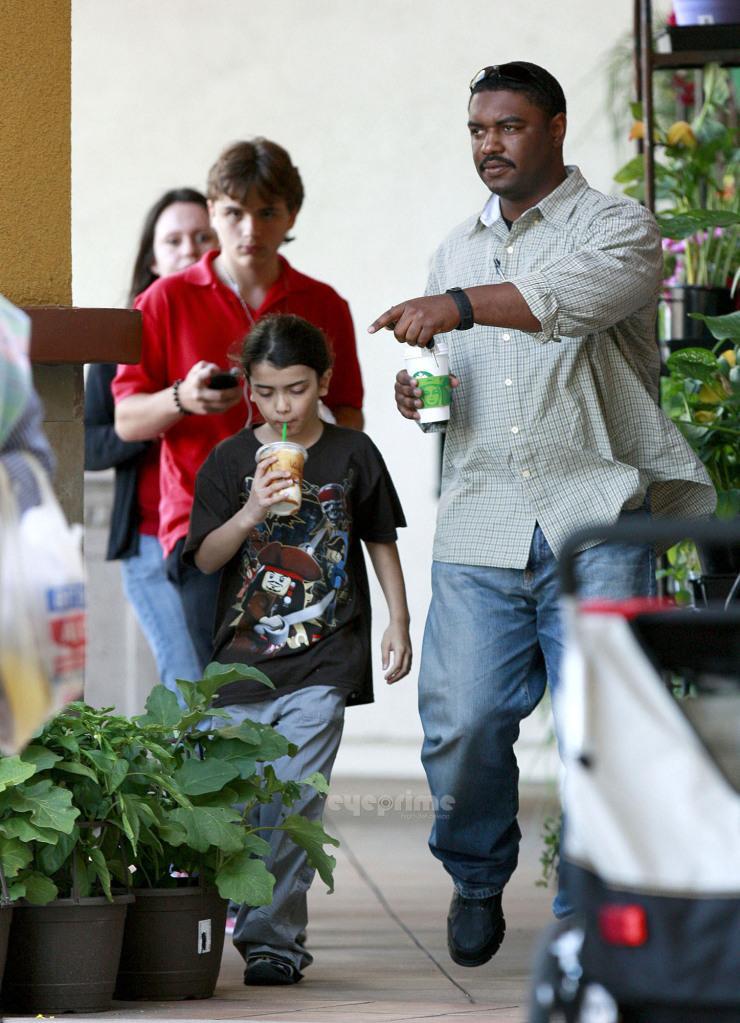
[{"xmin": 0, "ymin": 2, "xmax": 140, "ymax": 524}]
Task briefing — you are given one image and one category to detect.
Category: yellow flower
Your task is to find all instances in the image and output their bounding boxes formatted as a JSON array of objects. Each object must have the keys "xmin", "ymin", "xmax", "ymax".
[
  {"xmin": 698, "ymin": 380, "xmax": 729, "ymax": 404},
  {"xmin": 666, "ymin": 121, "xmax": 697, "ymax": 148},
  {"xmin": 694, "ymin": 410, "xmax": 716, "ymax": 424},
  {"xmin": 719, "ymin": 175, "xmax": 736, "ymax": 202},
  {"xmin": 628, "ymin": 120, "xmax": 645, "ymax": 141},
  {"xmin": 720, "ymin": 349, "xmax": 737, "ymax": 368}
]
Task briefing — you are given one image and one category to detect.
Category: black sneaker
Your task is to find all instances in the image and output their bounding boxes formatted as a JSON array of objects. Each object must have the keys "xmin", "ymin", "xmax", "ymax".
[
  {"xmin": 447, "ymin": 891, "xmax": 506, "ymax": 967},
  {"xmin": 244, "ymin": 952, "xmax": 303, "ymax": 986}
]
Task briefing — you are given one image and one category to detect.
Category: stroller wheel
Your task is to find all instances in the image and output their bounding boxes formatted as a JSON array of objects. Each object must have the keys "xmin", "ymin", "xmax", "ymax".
[{"xmin": 529, "ymin": 918, "xmax": 620, "ymax": 1022}]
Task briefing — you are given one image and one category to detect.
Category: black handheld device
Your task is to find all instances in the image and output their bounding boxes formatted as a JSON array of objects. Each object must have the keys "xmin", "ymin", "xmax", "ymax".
[{"xmin": 207, "ymin": 370, "xmax": 240, "ymax": 390}]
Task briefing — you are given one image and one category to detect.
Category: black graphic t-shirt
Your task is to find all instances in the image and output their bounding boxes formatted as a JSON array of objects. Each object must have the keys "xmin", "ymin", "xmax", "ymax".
[{"xmin": 184, "ymin": 425, "xmax": 405, "ymax": 707}]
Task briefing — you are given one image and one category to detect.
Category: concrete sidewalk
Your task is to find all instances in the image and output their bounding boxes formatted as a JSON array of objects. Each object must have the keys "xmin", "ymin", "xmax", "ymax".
[{"xmin": 8, "ymin": 779, "xmax": 557, "ymax": 1023}]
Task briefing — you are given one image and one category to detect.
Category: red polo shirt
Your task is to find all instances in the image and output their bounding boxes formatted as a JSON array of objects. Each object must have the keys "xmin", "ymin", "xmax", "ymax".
[{"xmin": 112, "ymin": 250, "xmax": 363, "ymax": 556}]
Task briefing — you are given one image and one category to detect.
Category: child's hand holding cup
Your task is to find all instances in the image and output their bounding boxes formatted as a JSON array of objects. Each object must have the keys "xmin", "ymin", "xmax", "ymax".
[{"xmin": 255, "ymin": 441, "xmax": 308, "ymax": 516}]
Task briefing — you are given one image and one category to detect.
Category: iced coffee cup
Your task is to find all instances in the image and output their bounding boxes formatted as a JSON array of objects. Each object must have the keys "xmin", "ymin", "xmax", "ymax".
[
  {"xmin": 404, "ymin": 341, "xmax": 451, "ymax": 424},
  {"xmin": 255, "ymin": 441, "xmax": 308, "ymax": 516}
]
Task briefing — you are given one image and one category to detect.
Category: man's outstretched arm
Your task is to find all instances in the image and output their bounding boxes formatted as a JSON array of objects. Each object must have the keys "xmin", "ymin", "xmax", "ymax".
[{"xmin": 368, "ymin": 283, "xmax": 540, "ymax": 348}]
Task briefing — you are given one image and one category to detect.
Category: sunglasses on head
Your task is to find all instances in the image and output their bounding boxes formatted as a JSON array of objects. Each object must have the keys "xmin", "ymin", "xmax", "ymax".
[{"xmin": 469, "ymin": 63, "xmax": 545, "ymax": 93}]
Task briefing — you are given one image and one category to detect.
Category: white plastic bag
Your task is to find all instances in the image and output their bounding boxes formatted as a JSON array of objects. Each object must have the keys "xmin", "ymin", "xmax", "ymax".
[{"xmin": 0, "ymin": 455, "xmax": 85, "ymax": 753}]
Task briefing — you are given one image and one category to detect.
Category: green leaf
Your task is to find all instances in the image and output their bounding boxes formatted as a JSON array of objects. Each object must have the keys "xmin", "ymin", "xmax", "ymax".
[
  {"xmin": 54, "ymin": 761, "xmax": 99, "ymax": 782},
  {"xmin": 0, "ymin": 756, "xmax": 37, "ymax": 792},
  {"xmin": 613, "ymin": 155, "xmax": 644, "ymax": 184},
  {"xmin": 688, "ymin": 311, "xmax": 740, "ymax": 342},
  {"xmin": 22, "ymin": 873, "xmax": 58, "ymax": 906},
  {"xmin": 299, "ymin": 771, "xmax": 330, "ymax": 795},
  {"xmin": 241, "ymin": 831, "xmax": 272, "ymax": 858},
  {"xmin": 157, "ymin": 821, "xmax": 188, "ymax": 847},
  {"xmin": 218, "ymin": 721, "xmax": 294, "ymax": 762},
  {"xmin": 54, "ymin": 733, "xmax": 80, "ymax": 754},
  {"xmin": 8, "ymin": 780, "xmax": 80, "ymax": 834},
  {"xmin": 200, "ymin": 662, "xmax": 275, "ymax": 703},
  {"xmin": 0, "ymin": 837, "xmax": 33, "ymax": 877},
  {"xmin": 203, "ymin": 738, "xmax": 258, "ymax": 780},
  {"xmin": 657, "ymin": 209, "xmax": 740, "ymax": 239},
  {"xmin": 108, "ymin": 758, "xmax": 129, "ymax": 793},
  {"xmin": 118, "ymin": 793, "xmax": 141, "ymax": 849},
  {"xmin": 716, "ymin": 489, "xmax": 740, "ymax": 519},
  {"xmin": 89, "ymin": 847, "xmax": 113, "ymax": 900},
  {"xmin": 173, "ymin": 758, "xmax": 240, "ymax": 796},
  {"xmin": 0, "ymin": 819, "xmax": 58, "ymax": 845},
  {"xmin": 137, "ymin": 685, "xmax": 183, "ymax": 728},
  {"xmin": 216, "ymin": 851, "xmax": 275, "ymax": 906},
  {"xmin": 81, "ymin": 749, "xmax": 117, "ymax": 775},
  {"xmin": 37, "ymin": 829, "xmax": 77, "ymax": 875},
  {"xmin": 279, "ymin": 814, "xmax": 339, "ymax": 892},
  {"xmin": 666, "ymin": 347, "xmax": 722, "ymax": 384},
  {"xmin": 169, "ymin": 805, "xmax": 244, "ymax": 853},
  {"xmin": 20, "ymin": 746, "xmax": 62, "ymax": 771}
]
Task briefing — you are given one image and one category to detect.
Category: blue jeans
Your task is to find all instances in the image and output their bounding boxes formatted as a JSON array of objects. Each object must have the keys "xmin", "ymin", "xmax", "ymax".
[
  {"xmin": 419, "ymin": 520, "xmax": 655, "ymax": 916},
  {"xmin": 120, "ymin": 532, "xmax": 201, "ymax": 698},
  {"xmin": 165, "ymin": 536, "xmax": 221, "ymax": 671}
]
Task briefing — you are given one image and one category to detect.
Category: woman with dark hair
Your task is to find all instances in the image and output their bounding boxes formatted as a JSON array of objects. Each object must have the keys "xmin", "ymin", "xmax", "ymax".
[
  {"xmin": 84, "ymin": 189, "xmax": 217, "ymax": 697},
  {"xmin": 127, "ymin": 188, "xmax": 217, "ymax": 304}
]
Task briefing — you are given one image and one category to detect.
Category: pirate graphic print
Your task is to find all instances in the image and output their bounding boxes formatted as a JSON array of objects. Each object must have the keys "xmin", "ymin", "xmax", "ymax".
[{"xmin": 227, "ymin": 474, "xmax": 353, "ymax": 657}]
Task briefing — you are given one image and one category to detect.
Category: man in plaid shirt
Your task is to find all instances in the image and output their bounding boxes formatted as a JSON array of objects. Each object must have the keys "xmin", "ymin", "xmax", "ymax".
[{"xmin": 369, "ymin": 62, "xmax": 715, "ymax": 968}]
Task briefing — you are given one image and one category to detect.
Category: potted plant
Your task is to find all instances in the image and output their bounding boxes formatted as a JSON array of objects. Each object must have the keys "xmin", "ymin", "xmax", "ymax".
[
  {"xmin": 0, "ymin": 667, "xmax": 338, "ymax": 1007},
  {"xmin": 113, "ymin": 663, "xmax": 338, "ymax": 1001},
  {"xmin": 661, "ymin": 309, "xmax": 740, "ymax": 595},
  {"xmin": 615, "ymin": 63, "xmax": 738, "ymax": 351},
  {"xmin": 0, "ymin": 707, "xmax": 144, "ymax": 1013}
]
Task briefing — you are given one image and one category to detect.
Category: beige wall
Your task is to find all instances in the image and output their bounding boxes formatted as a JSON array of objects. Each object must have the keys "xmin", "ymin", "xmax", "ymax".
[{"xmin": 73, "ymin": 0, "xmax": 634, "ymax": 773}]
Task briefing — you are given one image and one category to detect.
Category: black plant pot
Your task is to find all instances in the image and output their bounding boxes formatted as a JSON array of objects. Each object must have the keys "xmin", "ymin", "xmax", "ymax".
[
  {"xmin": 114, "ymin": 885, "xmax": 228, "ymax": 1001},
  {"xmin": 660, "ymin": 286, "xmax": 733, "ymax": 355},
  {"xmin": 690, "ymin": 573, "xmax": 739, "ymax": 606},
  {"xmin": 1, "ymin": 894, "xmax": 132, "ymax": 1013},
  {"xmin": 0, "ymin": 904, "xmax": 12, "ymax": 991}
]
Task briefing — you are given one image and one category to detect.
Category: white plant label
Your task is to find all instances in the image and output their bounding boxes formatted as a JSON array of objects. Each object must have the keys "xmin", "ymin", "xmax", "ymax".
[{"xmin": 198, "ymin": 918, "xmax": 212, "ymax": 954}]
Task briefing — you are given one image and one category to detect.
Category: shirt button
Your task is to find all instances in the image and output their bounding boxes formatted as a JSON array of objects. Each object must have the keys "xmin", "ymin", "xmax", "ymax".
[
  {"xmin": 511, "ymin": 426, "xmax": 520, "ymax": 435},
  {"xmin": 504, "ymin": 378, "xmax": 513, "ymax": 386},
  {"xmin": 521, "ymin": 468, "xmax": 531, "ymax": 479},
  {"xmin": 502, "ymin": 332, "xmax": 511, "ymax": 341},
  {"xmin": 506, "ymin": 245, "xmax": 514, "ymax": 254}
]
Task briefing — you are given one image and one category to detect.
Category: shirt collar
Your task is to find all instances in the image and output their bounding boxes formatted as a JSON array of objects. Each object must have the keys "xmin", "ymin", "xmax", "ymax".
[
  {"xmin": 184, "ymin": 249, "xmax": 309, "ymax": 303},
  {"xmin": 474, "ymin": 165, "xmax": 587, "ymax": 233}
]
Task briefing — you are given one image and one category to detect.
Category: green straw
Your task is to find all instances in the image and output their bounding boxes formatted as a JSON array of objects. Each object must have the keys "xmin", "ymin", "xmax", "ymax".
[{"xmin": 282, "ymin": 422, "xmax": 287, "ymax": 441}]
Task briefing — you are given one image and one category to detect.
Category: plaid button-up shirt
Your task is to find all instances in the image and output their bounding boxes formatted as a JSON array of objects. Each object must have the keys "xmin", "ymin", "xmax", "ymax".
[{"xmin": 425, "ymin": 166, "xmax": 715, "ymax": 568}]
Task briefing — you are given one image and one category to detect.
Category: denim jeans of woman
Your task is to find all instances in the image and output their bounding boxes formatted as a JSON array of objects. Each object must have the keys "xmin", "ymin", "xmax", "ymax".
[
  {"xmin": 419, "ymin": 519, "xmax": 655, "ymax": 918},
  {"xmin": 120, "ymin": 532, "xmax": 201, "ymax": 699}
]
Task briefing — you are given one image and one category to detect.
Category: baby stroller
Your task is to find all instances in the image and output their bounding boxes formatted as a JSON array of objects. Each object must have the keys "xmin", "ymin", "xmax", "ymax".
[{"xmin": 529, "ymin": 518, "xmax": 740, "ymax": 1023}]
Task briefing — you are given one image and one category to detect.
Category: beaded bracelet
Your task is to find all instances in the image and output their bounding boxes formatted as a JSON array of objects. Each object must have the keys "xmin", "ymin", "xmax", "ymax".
[{"xmin": 172, "ymin": 379, "xmax": 193, "ymax": 415}]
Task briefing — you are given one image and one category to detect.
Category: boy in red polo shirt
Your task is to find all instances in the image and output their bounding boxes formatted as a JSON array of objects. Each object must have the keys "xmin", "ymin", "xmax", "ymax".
[{"xmin": 113, "ymin": 139, "xmax": 363, "ymax": 666}]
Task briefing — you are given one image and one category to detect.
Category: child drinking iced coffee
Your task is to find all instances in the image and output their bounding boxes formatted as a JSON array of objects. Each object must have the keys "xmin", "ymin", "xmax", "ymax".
[{"xmin": 184, "ymin": 313, "xmax": 411, "ymax": 985}]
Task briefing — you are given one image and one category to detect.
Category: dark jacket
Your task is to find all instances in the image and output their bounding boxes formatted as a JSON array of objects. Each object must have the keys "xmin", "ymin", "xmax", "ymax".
[{"xmin": 84, "ymin": 362, "xmax": 148, "ymax": 560}]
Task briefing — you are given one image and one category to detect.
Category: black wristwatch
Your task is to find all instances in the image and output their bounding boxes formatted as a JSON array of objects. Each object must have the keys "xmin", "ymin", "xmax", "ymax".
[{"xmin": 445, "ymin": 287, "xmax": 475, "ymax": 330}]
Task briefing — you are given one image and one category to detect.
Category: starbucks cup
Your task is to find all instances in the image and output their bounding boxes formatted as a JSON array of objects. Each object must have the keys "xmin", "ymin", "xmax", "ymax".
[
  {"xmin": 255, "ymin": 441, "xmax": 308, "ymax": 516},
  {"xmin": 404, "ymin": 341, "xmax": 451, "ymax": 424}
]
